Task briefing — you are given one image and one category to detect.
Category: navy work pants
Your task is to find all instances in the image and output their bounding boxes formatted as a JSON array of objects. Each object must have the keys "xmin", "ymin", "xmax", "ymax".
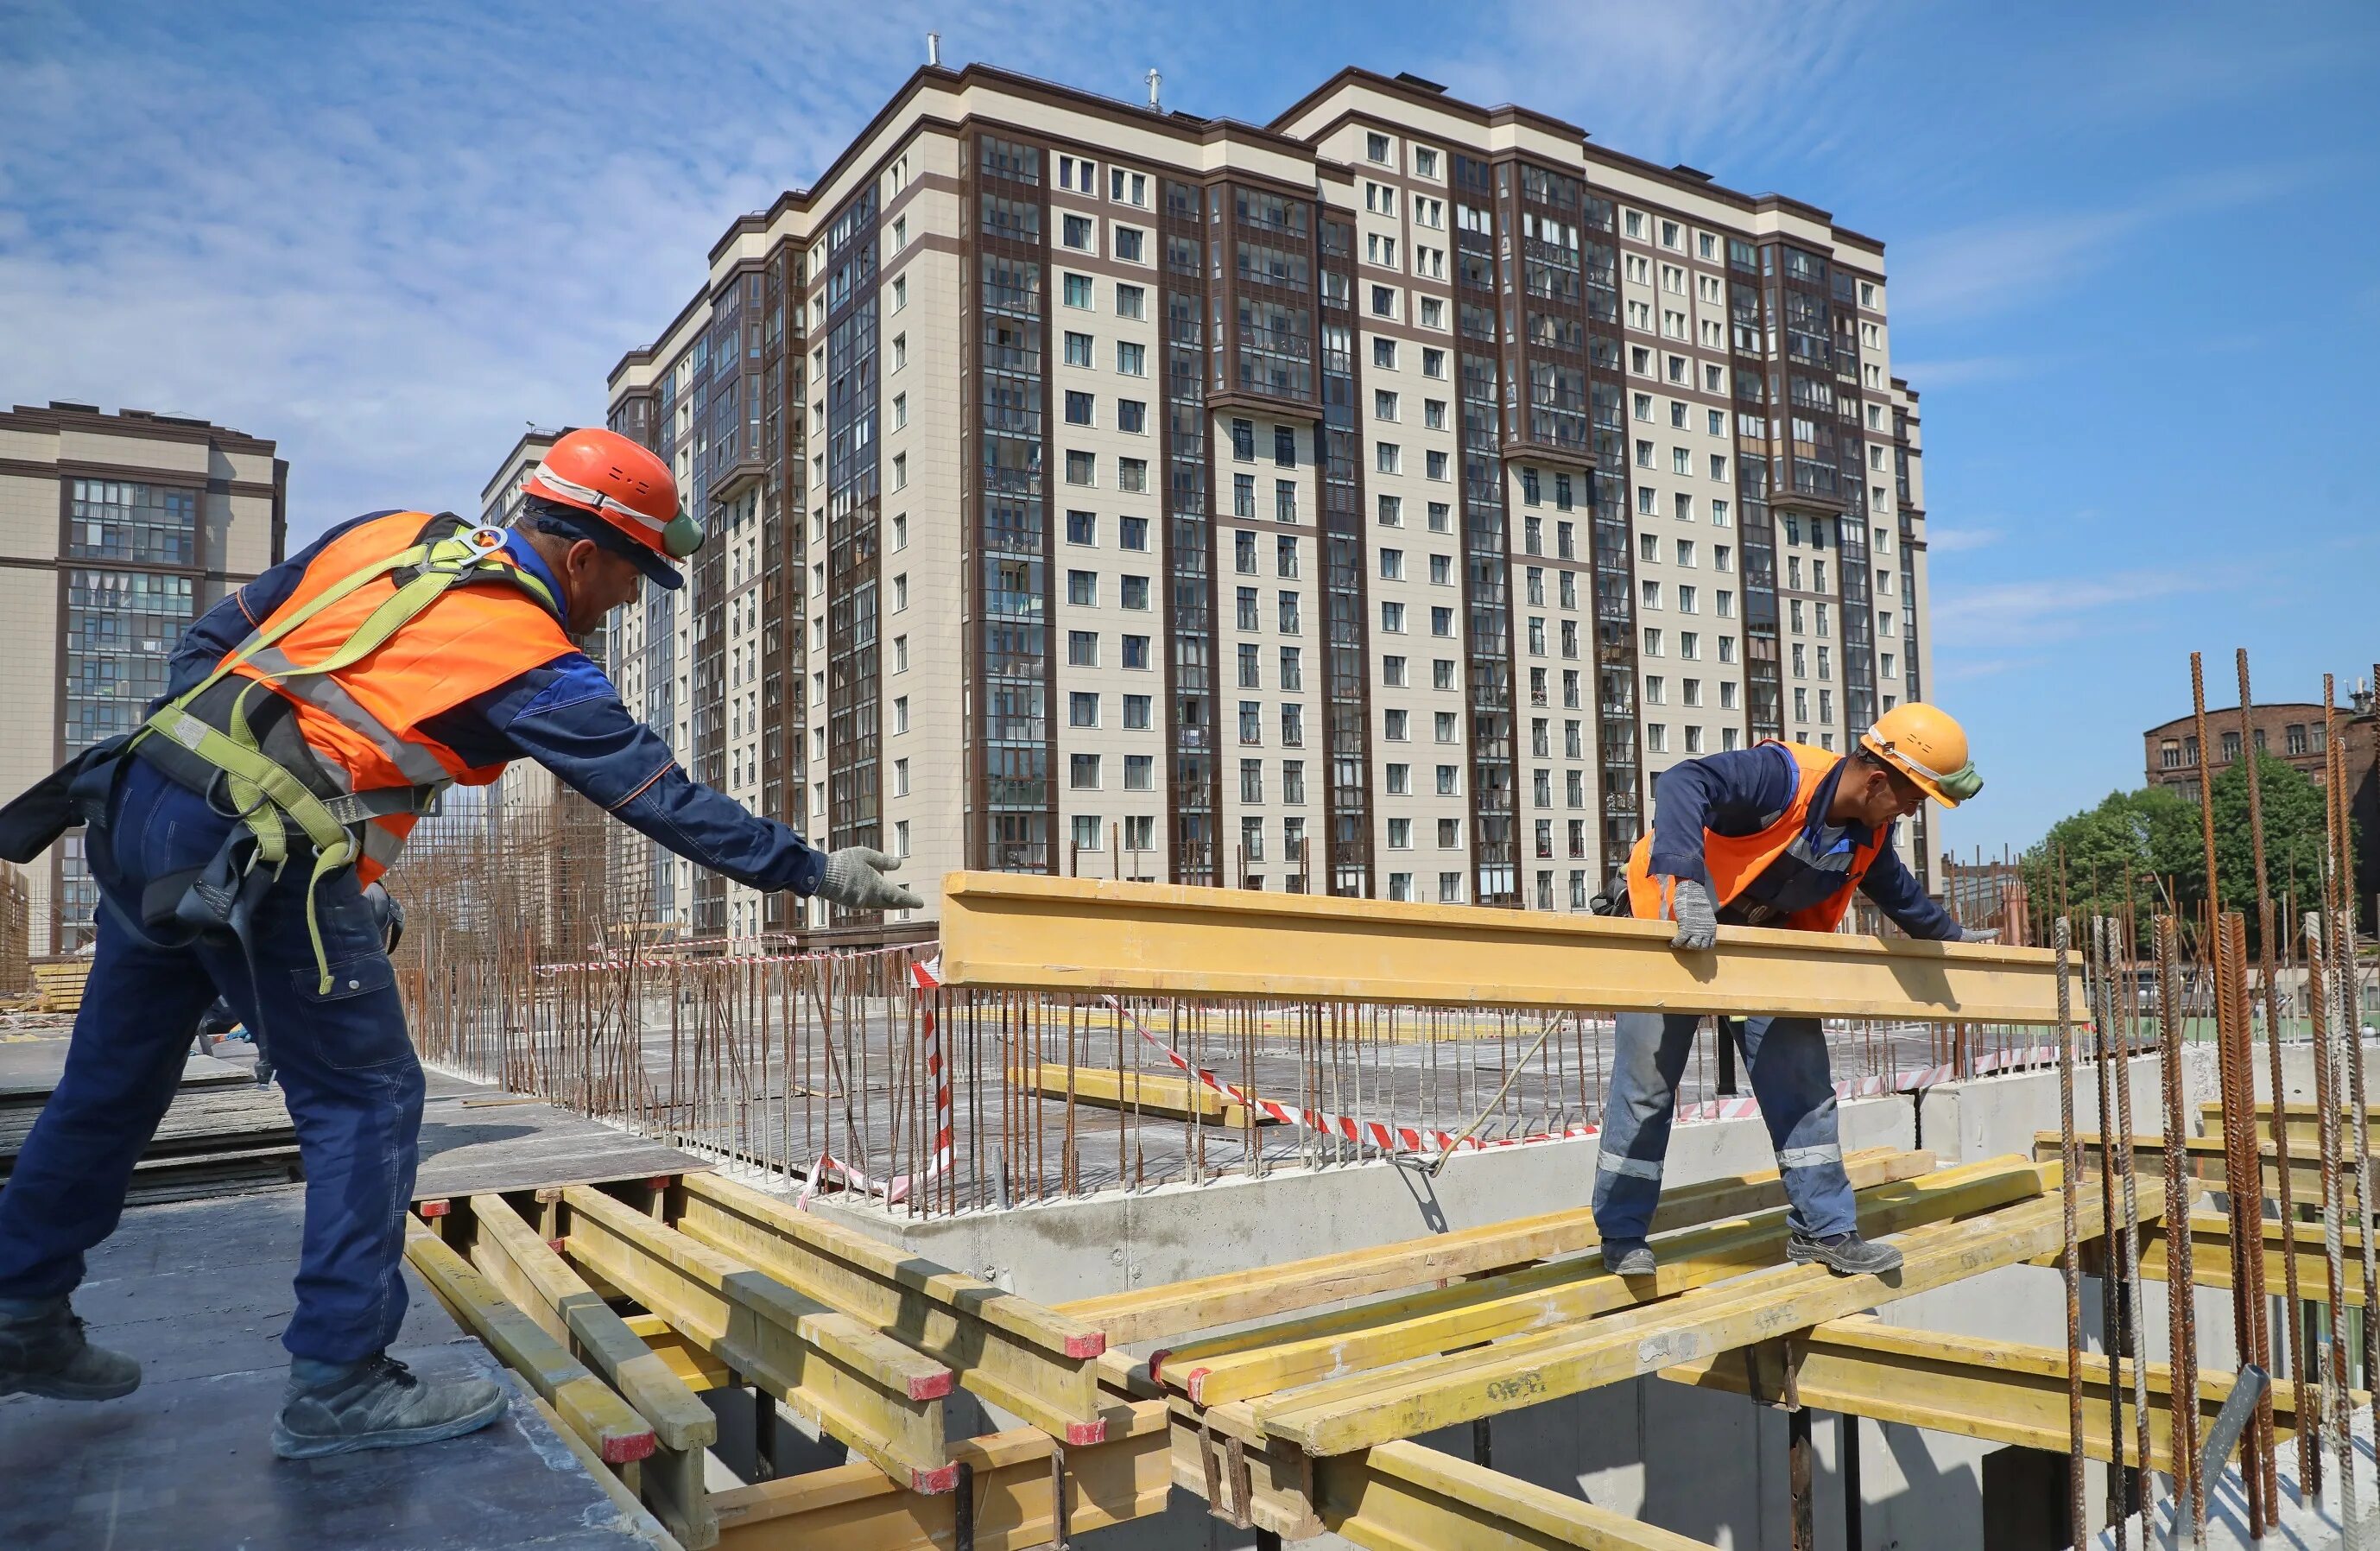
[
  {"xmin": 0, "ymin": 757, "xmax": 421, "ymax": 1363},
  {"xmin": 1590, "ymin": 1011, "xmax": 1856, "ymax": 1245}
]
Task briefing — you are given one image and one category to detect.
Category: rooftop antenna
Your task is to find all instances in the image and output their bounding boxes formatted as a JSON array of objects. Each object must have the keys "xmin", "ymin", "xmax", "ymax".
[
  {"xmin": 927, "ymin": 31, "xmax": 940, "ymax": 66},
  {"xmin": 1147, "ymin": 67, "xmax": 1161, "ymax": 111}
]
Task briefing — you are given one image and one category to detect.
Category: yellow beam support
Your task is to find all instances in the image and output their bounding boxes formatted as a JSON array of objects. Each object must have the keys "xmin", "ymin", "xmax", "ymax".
[
  {"xmin": 1012, "ymin": 1060, "xmax": 1267, "ymax": 1127},
  {"xmin": 938, "ymin": 871, "xmax": 2062, "ymax": 1022},
  {"xmin": 1316, "ymin": 1440, "xmax": 1719, "ymax": 1551},
  {"xmin": 466, "ymin": 1194, "xmax": 721, "ymax": 1551},
  {"xmin": 402, "ymin": 1217, "xmax": 657, "ymax": 1466},
  {"xmin": 1251, "ymin": 1185, "xmax": 2088, "ymax": 1456},
  {"xmin": 2048, "ymin": 1130, "xmax": 2364, "ymax": 1207},
  {"xmin": 1660, "ymin": 1315, "xmax": 2316, "ymax": 1474},
  {"xmin": 707, "ymin": 1401, "xmax": 1171, "ymax": 1551},
  {"xmin": 2200, "ymin": 1101, "xmax": 2380, "ymax": 1152},
  {"xmin": 623, "ymin": 1313, "xmax": 734, "ymax": 1391},
  {"xmin": 1061, "ymin": 1147, "xmax": 1933, "ymax": 1345},
  {"xmin": 2144, "ymin": 1210, "xmax": 2371, "ymax": 1307},
  {"xmin": 670, "ymin": 1173, "xmax": 1108, "ymax": 1444},
  {"xmin": 1160, "ymin": 1158, "xmax": 2053, "ymax": 1407},
  {"xmin": 558, "ymin": 1185, "xmax": 958, "ymax": 1494}
]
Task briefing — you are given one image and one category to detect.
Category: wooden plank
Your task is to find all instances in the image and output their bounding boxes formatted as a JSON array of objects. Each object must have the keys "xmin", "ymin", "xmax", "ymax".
[
  {"xmin": 1317, "ymin": 1439, "xmax": 1720, "ymax": 1550},
  {"xmin": 623, "ymin": 1313, "xmax": 733, "ymax": 1391},
  {"xmin": 2143, "ymin": 1210, "xmax": 2371, "ymax": 1307},
  {"xmin": 402, "ymin": 1217, "xmax": 657, "ymax": 1466},
  {"xmin": 671, "ymin": 1173, "xmax": 1107, "ymax": 1443},
  {"xmin": 1251, "ymin": 1186, "xmax": 2086, "ymax": 1456},
  {"xmin": 707, "ymin": 1401, "xmax": 1170, "ymax": 1551},
  {"xmin": 558, "ymin": 1184, "xmax": 957, "ymax": 1494},
  {"xmin": 465, "ymin": 1194, "xmax": 720, "ymax": 1551},
  {"xmin": 937, "ymin": 871, "xmax": 2063, "ymax": 1023},
  {"xmin": 1158, "ymin": 1157, "xmax": 2051, "ymax": 1407},
  {"xmin": 1012, "ymin": 1060, "xmax": 1265, "ymax": 1127},
  {"xmin": 1058, "ymin": 1147, "xmax": 1934, "ymax": 1345},
  {"xmin": 2200, "ymin": 1100, "xmax": 2380, "ymax": 1151},
  {"xmin": 1660, "ymin": 1314, "xmax": 2320, "ymax": 1473},
  {"xmin": 2048, "ymin": 1130, "xmax": 2364, "ymax": 1207}
]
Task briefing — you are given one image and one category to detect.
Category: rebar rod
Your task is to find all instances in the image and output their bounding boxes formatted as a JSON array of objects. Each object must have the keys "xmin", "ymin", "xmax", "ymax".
[{"xmin": 2056, "ymin": 916, "xmax": 2088, "ymax": 1551}]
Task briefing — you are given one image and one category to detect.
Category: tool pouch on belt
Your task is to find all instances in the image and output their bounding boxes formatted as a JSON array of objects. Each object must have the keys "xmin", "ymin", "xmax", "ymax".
[{"xmin": 0, "ymin": 734, "xmax": 134, "ymax": 864}]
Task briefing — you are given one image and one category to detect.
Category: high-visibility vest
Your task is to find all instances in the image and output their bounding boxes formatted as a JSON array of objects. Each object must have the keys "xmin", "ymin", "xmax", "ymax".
[
  {"xmin": 212, "ymin": 510, "xmax": 575, "ymax": 883},
  {"xmin": 1624, "ymin": 742, "xmax": 1886, "ymax": 933}
]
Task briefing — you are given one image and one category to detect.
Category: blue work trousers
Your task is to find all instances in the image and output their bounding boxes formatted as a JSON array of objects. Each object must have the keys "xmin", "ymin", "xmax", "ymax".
[
  {"xmin": 0, "ymin": 758, "xmax": 421, "ymax": 1363},
  {"xmin": 1590, "ymin": 1012, "xmax": 1855, "ymax": 1244}
]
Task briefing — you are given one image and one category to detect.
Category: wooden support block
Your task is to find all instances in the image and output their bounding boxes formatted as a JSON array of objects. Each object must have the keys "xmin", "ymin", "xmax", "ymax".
[
  {"xmin": 2143, "ymin": 1210, "xmax": 2372, "ymax": 1307},
  {"xmin": 558, "ymin": 1184, "xmax": 956, "ymax": 1494},
  {"xmin": 1315, "ymin": 1439, "xmax": 1719, "ymax": 1550},
  {"xmin": 1157, "ymin": 1157, "xmax": 2051, "ymax": 1408},
  {"xmin": 706, "ymin": 1402, "xmax": 1170, "ymax": 1551},
  {"xmin": 467, "ymin": 1193, "xmax": 720, "ymax": 1549},
  {"xmin": 1250, "ymin": 1186, "xmax": 2089, "ymax": 1457},
  {"xmin": 671, "ymin": 1172, "xmax": 1108, "ymax": 1444},
  {"xmin": 938, "ymin": 871, "xmax": 2063, "ymax": 1023},
  {"xmin": 402, "ymin": 1218, "xmax": 656, "ymax": 1466},
  {"xmin": 1661, "ymin": 1314, "xmax": 2324, "ymax": 1475},
  {"xmin": 1059, "ymin": 1147, "xmax": 1934, "ymax": 1345}
]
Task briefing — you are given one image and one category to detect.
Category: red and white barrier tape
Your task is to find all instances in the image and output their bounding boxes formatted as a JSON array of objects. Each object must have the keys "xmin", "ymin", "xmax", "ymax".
[{"xmin": 799, "ymin": 957, "xmax": 953, "ymax": 1206}]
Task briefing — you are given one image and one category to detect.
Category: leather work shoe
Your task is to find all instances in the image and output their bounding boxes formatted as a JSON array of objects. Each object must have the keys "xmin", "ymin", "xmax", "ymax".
[
  {"xmin": 271, "ymin": 1353, "xmax": 508, "ymax": 1459},
  {"xmin": 1786, "ymin": 1231, "xmax": 1904, "ymax": 1276},
  {"xmin": 0, "ymin": 1295, "xmax": 142, "ymax": 1401},
  {"xmin": 1599, "ymin": 1240, "xmax": 1657, "ymax": 1277}
]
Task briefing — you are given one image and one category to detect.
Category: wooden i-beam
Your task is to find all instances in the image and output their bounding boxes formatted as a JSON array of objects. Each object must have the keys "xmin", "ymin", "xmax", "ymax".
[{"xmin": 937, "ymin": 871, "xmax": 2064, "ymax": 1023}]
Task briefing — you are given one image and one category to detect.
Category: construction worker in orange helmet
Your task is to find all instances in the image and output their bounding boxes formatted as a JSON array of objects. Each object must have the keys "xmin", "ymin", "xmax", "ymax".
[
  {"xmin": 0, "ymin": 427, "xmax": 916, "ymax": 1458},
  {"xmin": 1594, "ymin": 704, "xmax": 1987, "ymax": 1282}
]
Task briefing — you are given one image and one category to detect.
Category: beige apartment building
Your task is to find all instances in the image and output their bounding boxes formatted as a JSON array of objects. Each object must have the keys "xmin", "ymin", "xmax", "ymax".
[
  {"xmin": 598, "ymin": 64, "xmax": 1936, "ymax": 944},
  {"xmin": 0, "ymin": 401, "xmax": 286, "ymax": 952}
]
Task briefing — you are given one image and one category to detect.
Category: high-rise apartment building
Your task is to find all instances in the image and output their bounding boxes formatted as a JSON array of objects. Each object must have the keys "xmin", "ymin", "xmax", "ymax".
[
  {"xmin": 0, "ymin": 401, "xmax": 286, "ymax": 951},
  {"xmin": 600, "ymin": 65, "xmax": 1935, "ymax": 943}
]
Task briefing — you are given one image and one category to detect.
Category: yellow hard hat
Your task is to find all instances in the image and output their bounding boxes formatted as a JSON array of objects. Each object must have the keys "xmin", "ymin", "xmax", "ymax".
[{"xmin": 1858, "ymin": 702, "xmax": 1983, "ymax": 807}]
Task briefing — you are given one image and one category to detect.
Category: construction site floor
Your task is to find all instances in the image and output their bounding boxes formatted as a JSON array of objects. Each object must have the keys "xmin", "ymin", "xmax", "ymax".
[{"xmin": 0, "ymin": 1187, "xmax": 660, "ymax": 1550}]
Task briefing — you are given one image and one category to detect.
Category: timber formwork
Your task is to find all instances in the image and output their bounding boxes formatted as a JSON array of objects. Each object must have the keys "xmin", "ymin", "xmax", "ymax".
[{"xmin": 404, "ymin": 1141, "xmax": 2237, "ymax": 1551}]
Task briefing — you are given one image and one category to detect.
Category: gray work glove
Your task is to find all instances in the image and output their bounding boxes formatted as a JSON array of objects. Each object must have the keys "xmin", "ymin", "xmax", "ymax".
[
  {"xmin": 1663, "ymin": 877, "xmax": 1718, "ymax": 951},
  {"xmin": 1957, "ymin": 927, "xmax": 2000, "ymax": 944},
  {"xmin": 817, "ymin": 847, "xmax": 923, "ymax": 911}
]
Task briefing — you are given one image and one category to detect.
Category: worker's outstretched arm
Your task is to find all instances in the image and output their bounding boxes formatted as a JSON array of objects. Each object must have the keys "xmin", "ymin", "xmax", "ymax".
[
  {"xmin": 487, "ymin": 657, "xmax": 828, "ymax": 896},
  {"xmin": 1857, "ymin": 840, "xmax": 1962, "ymax": 940}
]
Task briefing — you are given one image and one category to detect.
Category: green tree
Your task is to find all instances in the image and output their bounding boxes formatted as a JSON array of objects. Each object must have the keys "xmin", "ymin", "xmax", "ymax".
[{"xmin": 2020, "ymin": 751, "xmax": 2352, "ymax": 953}]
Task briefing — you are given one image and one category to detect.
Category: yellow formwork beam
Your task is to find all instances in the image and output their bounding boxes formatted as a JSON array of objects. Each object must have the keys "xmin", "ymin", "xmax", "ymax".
[
  {"xmin": 1317, "ymin": 1440, "xmax": 1720, "ymax": 1551},
  {"xmin": 1061, "ymin": 1147, "xmax": 1933, "ymax": 1345},
  {"xmin": 1158, "ymin": 1158, "xmax": 2053, "ymax": 1407},
  {"xmin": 557, "ymin": 1185, "xmax": 958, "ymax": 1494},
  {"xmin": 669, "ymin": 1172, "xmax": 1110, "ymax": 1444},
  {"xmin": 707, "ymin": 1401, "xmax": 1171, "ymax": 1551},
  {"xmin": 1250, "ymin": 1184, "xmax": 2089, "ymax": 1456},
  {"xmin": 937, "ymin": 871, "xmax": 2062, "ymax": 1022},
  {"xmin": 622, "ymin": 1313, "xmax": 733, "ymax": 1391},
  {"xmin": 2048, "ymin": 1130, "xmax": 2364, "ymax": 1208},
  {"xmin": 2200, "ymin": 1101, "xmax": 2380, "ymax": 1152},
  {"xmin": 402, "ymin": 1217, "xmax": 657, "ymax": 1466},
  {"xmin": 2144, "ymin": 1209, "xmax": 2371, "ymax": 1307},
  {"xmin": 1660, "ymin": 1314, "xmax": 2318, "ymax": 1474},
  {"xmin": 465, "ymin": 1194, "xmax": 720, "ymax": 1551},
  {"xmin": 1012, "ymin": 1060, "xmax": 1267, "ymax": 1127}
]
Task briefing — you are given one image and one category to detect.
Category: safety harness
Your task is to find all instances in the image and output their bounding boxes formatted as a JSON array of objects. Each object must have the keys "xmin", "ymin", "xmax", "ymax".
[{"xmin": 128, "ymin": 519, "xmax": 558, "ymax": 993}]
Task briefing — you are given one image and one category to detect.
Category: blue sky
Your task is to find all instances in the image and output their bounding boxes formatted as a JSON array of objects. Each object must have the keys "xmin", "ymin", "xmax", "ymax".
[{"xmin": 3, "ymin": 1, "xmax": 2375, "ymax": 857}]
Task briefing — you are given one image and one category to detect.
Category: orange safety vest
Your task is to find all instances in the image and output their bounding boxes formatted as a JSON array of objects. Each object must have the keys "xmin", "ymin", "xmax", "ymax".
[
  {"xmin": 1624, "ymin": 741, "xmax": 1886, "ymax": 934},
  {"xmin": 216, "ymin": 510, "xmax": 575, "ymax": 883}
]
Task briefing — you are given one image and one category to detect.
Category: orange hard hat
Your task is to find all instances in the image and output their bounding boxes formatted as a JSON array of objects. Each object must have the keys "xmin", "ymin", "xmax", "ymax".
[
  {"xmin": 1858, "ymin": 702, "xmax": 1984, "ymax": 807},
  {"xmin": 522, "ymin": 427, "xmax": 702, "ymax": 586}
]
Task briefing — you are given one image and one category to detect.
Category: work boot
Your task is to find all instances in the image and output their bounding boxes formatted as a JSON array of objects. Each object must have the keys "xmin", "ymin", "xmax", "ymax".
[
  {"xmin": 1786, "ymin": 1231, "xmax": 1903, "ymax": 1276},
  {"xmin": 0, "ymin": 1295, "xmax": 142, "ymax": 1401},
  {"xmin": 271, "ymin": 1352, "xmax": 508, "ymax": 1459},
  {"xmin": 1598, "ymin": 1240, "xmax": 1657, "ymax": 1277}
]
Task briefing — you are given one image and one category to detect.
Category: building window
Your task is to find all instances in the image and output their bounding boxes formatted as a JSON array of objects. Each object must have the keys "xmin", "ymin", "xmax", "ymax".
[
  {"xmin": 1065, "ymin": 450, "xmax": 1095, "ymax": 485},
  {"xmin": 1064, "ymin": 273, "xmax": 1094, "ymax": 308},
  {"xmin": 1071, "ymin": 692, "xmax": 1100, "ymax": 728},
  {"xmin": 1067, "ymin": 510, "xmax": 1097, "ymax": 545},
  {"xmin": 1065, "ymin": 332, "xmax": 1093, "ymax": 368},
  {"xmin": 1071, "ymin": 753, "xmax": 1101, "ymax": 789},
  {"xmin": 1068, "ymin": 630, "xmax": 1098, "ymax": 667},
  {"xmin": 1124, "ymin": 695, "xmax": 1152, "ymax": 730},
  {"xmin": 1124, "ymin": 753, "xmax": 1154, "ymax": 788},
  {"xmin": 1065, "ymin": 390, "xmax": 1095, "ymax": 426},
  {"xmin": 1063, "ymin": 214, "xmax": 1093, "ymax": 250}
]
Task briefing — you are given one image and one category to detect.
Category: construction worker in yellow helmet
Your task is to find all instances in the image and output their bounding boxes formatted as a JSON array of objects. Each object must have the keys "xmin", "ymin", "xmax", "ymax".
[{"xmin": 1598, "ymin": 704, "xmax": 1988, "ymax": 1279}]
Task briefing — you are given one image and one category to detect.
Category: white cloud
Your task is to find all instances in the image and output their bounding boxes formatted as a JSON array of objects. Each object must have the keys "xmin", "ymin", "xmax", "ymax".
[
  {"xmin": 1930, "ymin": 569, "xmax": 2208, "ymax": 647},
  {"xmin": 0, "ymin": 2, "xmax": 1137, "ymax": 543},
  {"xmin": 1923, "ymin": 524, "xmax": 2002, "ymax": 554}
]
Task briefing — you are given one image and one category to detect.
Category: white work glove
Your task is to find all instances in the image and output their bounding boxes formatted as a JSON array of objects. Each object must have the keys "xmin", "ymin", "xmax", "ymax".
[
  {"xmin": 817, "ymin": 847, "xmax": 923, "ymax": 911},
  {"xmin": 1958, "ymin": 927, "xmax": 2000, "ymax": 944},
  {"xmin": 1663, "ymin": 877, "xmax": 1718, "ymax": 951}
]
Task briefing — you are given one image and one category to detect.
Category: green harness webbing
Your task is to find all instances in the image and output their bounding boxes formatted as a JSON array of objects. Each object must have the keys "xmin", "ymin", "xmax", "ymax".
[{"xmin": 129, "ymin": 533, "xmax": 558, "ymax": 991}]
